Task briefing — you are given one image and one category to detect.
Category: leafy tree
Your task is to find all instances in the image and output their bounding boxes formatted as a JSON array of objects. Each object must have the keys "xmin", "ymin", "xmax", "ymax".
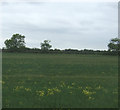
[
  {"xmin": 108, "ymin": 38, "xmax": 120, "ymax": 51},
  {"xmin": 4, "ymin": 34, "xmax": 25, "ymax": 49},
  {"xmin": 40, "ymin": 40, "xmax": 52, "ymax": 51}
]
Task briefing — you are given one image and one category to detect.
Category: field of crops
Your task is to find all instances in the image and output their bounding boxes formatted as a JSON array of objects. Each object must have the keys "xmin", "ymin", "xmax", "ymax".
[{"xmin": 2, "ymin": 53, "xmax": 118, "ymax": 108}]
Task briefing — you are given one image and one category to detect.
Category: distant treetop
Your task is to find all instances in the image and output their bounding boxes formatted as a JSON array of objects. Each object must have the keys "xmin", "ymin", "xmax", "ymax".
[
  {"xmin": 4, "ymin": 34, "xmax": 26, "ymax": 49},
  {"xmin": 40, "ymin": 40, "xmax": 52, "ymax": 51},
  {"xmin": 108, "ymin": 37, "xmax": 120, "ymax": 51}
]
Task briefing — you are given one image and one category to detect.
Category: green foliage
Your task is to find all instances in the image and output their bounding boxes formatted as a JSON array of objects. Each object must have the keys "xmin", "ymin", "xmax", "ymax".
[
  {"xmin": 4, "ymin": 34, "xmax": 25, "ymax": 49},
  {"xmin": 3, "ymin": 34, "xmax": 120, "ymax": 55},
  {"xmin": 2, "ymin": 53, "xmax": 118, "ymax": 108},
  {"xmin": 108, "ymin": 38, "xmax": 120, "ymax": 51},
  {"xmin": 40, "ymin": 40, "xmax": 52, "ymax": 51}
]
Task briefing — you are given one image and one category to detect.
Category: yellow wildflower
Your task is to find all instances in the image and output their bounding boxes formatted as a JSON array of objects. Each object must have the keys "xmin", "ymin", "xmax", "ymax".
[
  {"xmin": 88, "ymin": 96, "xmax": 95, "ymax": 100},
  {"xmin": 47, "ymin": 88, "xmax": 54, "ymax": 95},
  {"xmin": 25, "ymin": 88, "xmax": 31, "ymax": 92},
  {"xmin": 67, "ymin": 86, "xmax": 73, "ymax": 89},
  {"xmin": 72, "ymin": 83, "xmax": 75, "ymax": 86},
  {"xmin": 53, "ymin": 87, "xmax": 61, "ymax": 92},
  {"xmin": 36, "ymin": 90, "xmax": 45, "ymax": 96},
  {"xmin": 82, "ymin": 90, "xmax": 96, "ymax": 96},
  {"xmin": 86, "ymin": 86, "xmax": 92, "ymax": 89}
]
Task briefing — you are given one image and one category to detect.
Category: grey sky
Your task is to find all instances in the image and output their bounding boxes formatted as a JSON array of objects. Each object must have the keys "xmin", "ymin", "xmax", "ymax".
[{"xmin": 0, "ymin": 2, "xmax": 118, "ymax": 50}]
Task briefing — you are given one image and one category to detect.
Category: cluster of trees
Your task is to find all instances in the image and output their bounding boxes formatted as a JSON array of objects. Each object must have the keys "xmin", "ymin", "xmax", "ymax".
[
  {"xmin": 2, "ymin": 33, "xmax": 120, "ymax": 55},
  {"xmin": 4, "ymin": 34, "xmax": 26, "ymax": 50},
  {"xmin": 3, "ymin": 34, "xmax": 52, "ymax": 52}
]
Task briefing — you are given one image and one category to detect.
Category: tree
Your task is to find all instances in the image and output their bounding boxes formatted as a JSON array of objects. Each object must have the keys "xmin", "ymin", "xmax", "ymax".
[
  {"xmin": 108, "ymin": 38, "xmax": 120, "ymax": 51},
  {"xmin": 4, "ymin": 34, "xmax": 25, "ymax": 49},
  {"xmin": 40, "ymin": 40, "xmax": 52, "ymax": 51}
]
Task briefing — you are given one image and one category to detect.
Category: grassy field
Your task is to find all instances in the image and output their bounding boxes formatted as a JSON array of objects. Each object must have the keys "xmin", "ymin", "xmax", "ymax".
[{"xmin": 2, "ymin": 53, "xmax": 118, "ymax": 108}]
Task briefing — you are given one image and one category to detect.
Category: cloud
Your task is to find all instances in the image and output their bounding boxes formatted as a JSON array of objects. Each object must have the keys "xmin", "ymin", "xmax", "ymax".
[{"xmin": 0, "ymin": 2, "xmax": 117, "ymax": 50}]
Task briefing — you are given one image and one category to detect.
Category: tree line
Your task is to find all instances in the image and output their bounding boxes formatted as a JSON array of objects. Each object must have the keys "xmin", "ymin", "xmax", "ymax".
[{"xmin": 2, "ymin": 33, "xmax": 120, "ymax": 55}]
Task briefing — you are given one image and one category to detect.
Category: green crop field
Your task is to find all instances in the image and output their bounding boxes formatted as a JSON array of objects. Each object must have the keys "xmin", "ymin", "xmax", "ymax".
[{"xmin": 2, "ymin": 53, "xmax": 118, "ymax": 108}]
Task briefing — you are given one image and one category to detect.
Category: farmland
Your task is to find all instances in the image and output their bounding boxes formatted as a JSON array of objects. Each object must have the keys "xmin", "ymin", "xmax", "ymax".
[{"xmin": 2, "ymin": 53, "xmax": 118, "ymax": 108}]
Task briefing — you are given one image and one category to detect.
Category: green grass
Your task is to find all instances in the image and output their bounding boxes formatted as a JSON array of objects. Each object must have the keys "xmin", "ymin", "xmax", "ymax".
[{"xmin": 2, "ymin": 53, "xmax": 118, "ymax": 108}]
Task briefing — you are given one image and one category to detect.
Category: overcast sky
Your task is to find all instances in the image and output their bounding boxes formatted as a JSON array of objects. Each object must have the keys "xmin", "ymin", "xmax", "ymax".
[{"xmin": 0, "ymin": 1, "xmax": 118, "ymax": 50}]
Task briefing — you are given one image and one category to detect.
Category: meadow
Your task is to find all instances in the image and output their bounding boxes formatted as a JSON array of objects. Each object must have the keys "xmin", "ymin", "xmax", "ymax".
[{"xmin": 2, "ymin": 53, "xmax": 118, "ymax": 108}]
